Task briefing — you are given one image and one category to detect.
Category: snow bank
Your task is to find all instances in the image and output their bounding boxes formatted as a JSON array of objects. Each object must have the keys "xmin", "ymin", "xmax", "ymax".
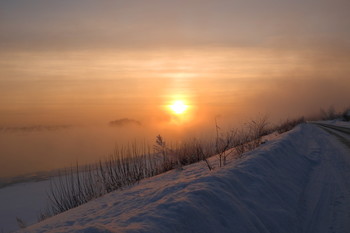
[{"xmin": 21, "ymin": 123, "xmax": 350, "ymax": 233}]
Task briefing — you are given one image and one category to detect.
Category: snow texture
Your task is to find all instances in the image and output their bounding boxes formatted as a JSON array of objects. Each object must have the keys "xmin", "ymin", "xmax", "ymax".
[{"xmin": 12, "ymin": 123, "xmax": 350, "ymax": 232}]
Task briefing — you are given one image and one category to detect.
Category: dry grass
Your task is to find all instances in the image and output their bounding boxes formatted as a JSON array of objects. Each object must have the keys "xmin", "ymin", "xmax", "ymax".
[{"xmin": 42, "ymin": 115, "xmax": 310, "ymax": 219}]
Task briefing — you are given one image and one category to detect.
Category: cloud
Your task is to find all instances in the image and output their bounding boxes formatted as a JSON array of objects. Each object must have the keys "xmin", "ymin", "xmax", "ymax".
[
  {"xmin": 2, "ymin": 0, "xmax": 349, "ymax": 52},
  {"xmin": 0, "ymin": 125, "xmax": 72, "ymax": 133},
  {"xmin": 109, "ymin": 118, "xmax": 141, "ymax": 127}
]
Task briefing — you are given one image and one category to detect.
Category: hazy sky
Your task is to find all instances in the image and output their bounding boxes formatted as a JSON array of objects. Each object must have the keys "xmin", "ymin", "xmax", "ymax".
[
  {"xmin": 1, "ymin": 0, "xmax": 350, "ymax": 50},
  {"xmin": 1, "ymin": 0, "xmax": 350, "ymax": 177}
]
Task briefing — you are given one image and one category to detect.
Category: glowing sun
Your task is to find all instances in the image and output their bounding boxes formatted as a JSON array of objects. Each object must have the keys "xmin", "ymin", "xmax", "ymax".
[{"xmin": 169, "ymin": 100, "xmax": 188, "ymax": 115}]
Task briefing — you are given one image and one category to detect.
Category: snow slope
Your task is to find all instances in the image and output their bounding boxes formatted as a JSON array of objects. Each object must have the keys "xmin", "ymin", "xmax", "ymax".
[{"xmin": 21, "ymin": 123, "xmax": 350, "ymax": 233}]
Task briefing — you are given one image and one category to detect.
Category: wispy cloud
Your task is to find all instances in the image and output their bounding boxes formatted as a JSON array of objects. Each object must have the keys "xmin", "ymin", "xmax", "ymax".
[
  {"xmin": 0, "ymin": 125, "xmax": 72, "ymax": 133},
  {"xmin": 109, "ymin": 118, "xmax": 141, "ymax": 127}
]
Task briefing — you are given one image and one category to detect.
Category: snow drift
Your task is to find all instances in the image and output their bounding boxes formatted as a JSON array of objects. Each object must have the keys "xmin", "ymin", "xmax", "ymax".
[{"xmin": 22, "ymin": 123, "xmax": 350, "ymax": 233}]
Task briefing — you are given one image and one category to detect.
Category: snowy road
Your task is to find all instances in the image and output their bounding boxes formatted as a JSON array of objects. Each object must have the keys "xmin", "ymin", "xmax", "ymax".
[
  {"xmin": 313, "ymin": 122, "xmax": 350, "ymax": 149},
  {"xmin": 300, "ymin": 123, "xmax": 350, "ymax": 233},
  {"xmin": 17, "ymin": 122, "xmax": 350, "ymax": 233}
]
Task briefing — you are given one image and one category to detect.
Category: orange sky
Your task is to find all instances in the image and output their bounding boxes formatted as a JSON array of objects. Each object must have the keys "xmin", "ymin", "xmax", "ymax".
[
  {"xmin": 1, "ymin": 0, "xmax": 350, "ymax": 177},
  {"xmin": 1, "ymin": 48, "xmax": 349, "ymax": 127}
]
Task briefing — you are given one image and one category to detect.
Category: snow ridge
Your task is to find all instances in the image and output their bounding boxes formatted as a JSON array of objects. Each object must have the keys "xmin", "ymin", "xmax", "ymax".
[{"xmin": 23, "ymin": 123, "xmax": 350, "ymax": 233}]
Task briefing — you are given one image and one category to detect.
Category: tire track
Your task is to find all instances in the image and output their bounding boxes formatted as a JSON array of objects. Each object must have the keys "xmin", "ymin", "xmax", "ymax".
[
  {"xmin": 300, "ymin": 123, "xmax": 350, "ymax": 233},
  {"xmin": 312, "ymin": 123, "xmax": 350, "ymax": 149}
]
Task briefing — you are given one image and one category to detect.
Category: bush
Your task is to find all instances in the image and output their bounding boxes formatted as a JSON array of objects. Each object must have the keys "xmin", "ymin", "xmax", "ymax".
[
  {"xmin": 45, "ymin": 139, "xmax": 214, "ymax": 216},
  {"xmin": 43, "ymin": 115, "xmax": 304, "ymax": 219},
  {"xmin": 276, "ymin": 117, "xmax": 305, "ymax": 133},
  {"xmin": 16, "ymin": 217, "xmax": 26, "ymax": 229},
  {"xmin": 342, "ymin": 109, "xmax": 350, "ymax": 121},
  {"xmin": 46, "ymin": 144, "xmax": 159, "ymax": 216}
]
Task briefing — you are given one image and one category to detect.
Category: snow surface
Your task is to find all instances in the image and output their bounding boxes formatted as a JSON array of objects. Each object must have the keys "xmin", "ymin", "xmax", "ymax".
[
  {"xmin": 13, "ymin": 123, "xmax": 350, "ymax": 232},
  {"xmin": 0, "ymin": 179, "xmax": 51, "ymax": 232}
]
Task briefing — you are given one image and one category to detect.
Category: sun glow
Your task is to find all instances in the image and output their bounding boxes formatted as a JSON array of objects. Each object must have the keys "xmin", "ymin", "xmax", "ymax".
[{"xmin": 169, "ymin": 100, "xmax": 188, "ymax": 115}]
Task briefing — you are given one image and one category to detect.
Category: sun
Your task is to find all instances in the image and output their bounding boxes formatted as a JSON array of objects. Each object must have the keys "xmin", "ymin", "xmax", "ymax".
[{"xmin": 169, "ymin": 100, "xmax": 188, "ymax": 115}]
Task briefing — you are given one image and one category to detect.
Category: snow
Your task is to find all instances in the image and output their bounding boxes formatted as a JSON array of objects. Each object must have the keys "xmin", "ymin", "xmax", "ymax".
[
  {"xmin": 6, "ymin": 122, "xmax": 350, "ymax": 232},
  {"xmin": 0, "ymin": 179, "xmax": 51, "ymax": 232}
]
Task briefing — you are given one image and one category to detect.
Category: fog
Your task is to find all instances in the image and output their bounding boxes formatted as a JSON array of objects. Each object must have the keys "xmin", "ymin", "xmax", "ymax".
[
  {"xmin": 1, "ymin": 0, "xmax": 349, "ymax": 177},
  {"xmin": 1, "ymin": 46, "xmax": 349, "ymax": 178}
]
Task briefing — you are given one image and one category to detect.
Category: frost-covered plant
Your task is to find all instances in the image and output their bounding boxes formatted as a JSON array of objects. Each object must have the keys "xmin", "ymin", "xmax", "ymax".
[
  {"xmin": 215, "ymin": 119, "xmax": 236, "ymax": 167},
  {"xmin": 44, "ymin": 115, "xmax": 307, "ymax": 220},
  {"xmin": 247, "ymin": 115, "xmax": 269, "ymax": 147},
  {"xmin": 16, "ymin": 217, "xmax": 26, "ymax": 229},
  {"xmin": 276, "ymin": 117, "xmax": 305, "ymax": 133}
]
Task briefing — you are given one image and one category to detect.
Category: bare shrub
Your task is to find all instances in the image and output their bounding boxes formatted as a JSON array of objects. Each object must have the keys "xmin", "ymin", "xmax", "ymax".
[
  {"xmin": 342, "ymin": 108, "xmax": 350, "ymax": 121},
  {"xmin": 47, "ymin": 143, "xmax": 159, "ymax": 216},
  {"xmin": 196, "ymin": 142, "xmax": 214, "ymax": 171},
  {"xmin": 16, "ymin": 217, "xmax": 26, "ymax": 229},
  {"xmin": 215, "ymin": 119, "xmax": 237, "ymax": 167},
  {"xmin": 173, "ymin": 138, "xmax": 214, "ymax": 167},
  {"xmin": 37, "ymin": 208, "xmax": 52, "ymax": 222},
  {"xmin": 233, "ymin": 129, "xmax": 250, "ymax": 158},
  {"xmin": 319, "ymin": 105, "xmax": 344, "ymax": 120},
  {"xmin": 247, "ymin": 115, "xmax": 269, "ymax": 147},
  {"xmin": 42, "ymin": 150, "xmax": 183, "ymax": 216},
  {"xmin": 320, "ymin": 106, "xmax": 335, "ymax": 120},
  {"xmin": 154, "ymin": 135, "xmax": 167, "ymax": 163},
  {"xmin": 47, "ymin": 164, "xmax": 97, "ymax": 215},
  {"xmin": 44, "ymin": 115, "xmax": 308, "ymax": 219},
  {"xmin": 276, "ymin": 117, "xmax": 305, "ymax": 133}
]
